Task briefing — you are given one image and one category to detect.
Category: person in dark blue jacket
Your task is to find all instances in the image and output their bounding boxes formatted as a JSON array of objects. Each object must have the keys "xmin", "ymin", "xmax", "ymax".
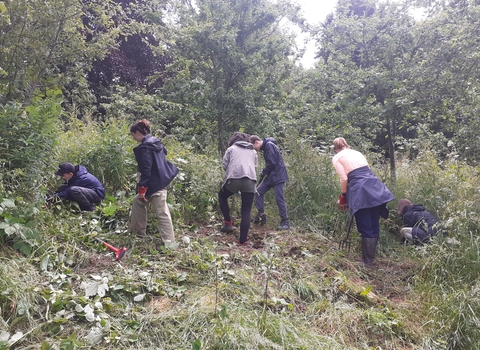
[
  {"xmin": 49, "ymin": 163, "xmax": 105, "ymax": 211},
  {"xmin": 397, "ymin": 199, "xmax": 442, "ymax": 244},
  {"xmin": 249, "ymin": 135, "xmax": 290, "ymax": 230},
  {"xmin": 130, "ymin": 119, "xmax": 179, "ymax": 244}
]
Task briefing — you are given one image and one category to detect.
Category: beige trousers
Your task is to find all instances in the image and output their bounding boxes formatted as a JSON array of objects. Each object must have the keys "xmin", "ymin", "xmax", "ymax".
[{"xmin": 130, "ymin": 189, "xmax": 175, "ymax": 243}]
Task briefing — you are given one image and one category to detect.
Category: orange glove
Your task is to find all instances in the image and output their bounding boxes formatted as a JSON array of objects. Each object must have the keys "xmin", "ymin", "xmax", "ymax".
[
  {"xmin": 337, "ymin": 194, "xmax": 348, "ymax": 212},
  {"xmin": 137, "ymin": 186, "xmax": 148, "ymax": 202}
]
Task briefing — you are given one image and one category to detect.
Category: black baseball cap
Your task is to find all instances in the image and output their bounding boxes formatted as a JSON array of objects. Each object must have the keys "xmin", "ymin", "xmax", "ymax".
[{"xmin": 55, "ymin": 163, "xmax": 75, "ymax": 176}]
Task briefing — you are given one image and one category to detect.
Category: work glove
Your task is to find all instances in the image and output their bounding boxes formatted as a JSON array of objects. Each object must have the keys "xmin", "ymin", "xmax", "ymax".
[
  {"xmin": 337, "ymin": 193, "xmax": 348, "ymax": 212},
  {"xmin": 137, "ymin": 186, "xmax": 148, "ymax": 202}
]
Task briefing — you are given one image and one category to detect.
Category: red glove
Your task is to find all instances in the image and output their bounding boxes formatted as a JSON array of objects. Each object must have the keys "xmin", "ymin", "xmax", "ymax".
[
  {"xmin": 137, "ymin": 186, "xmax": 148, "ymax": 202},
  {"xmin": 337, "ymin": 194, "xmax": 348, "ymax": 212}
]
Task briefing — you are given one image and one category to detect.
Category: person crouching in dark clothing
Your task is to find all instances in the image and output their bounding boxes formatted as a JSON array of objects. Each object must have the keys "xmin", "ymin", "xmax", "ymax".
[
  {"xmin": 48, "ymin": 162, "xmax": 105, "ymax": 211},
  {"xmin": 397, "ymin": 199, "xmax": 442, "ymax": 244}
]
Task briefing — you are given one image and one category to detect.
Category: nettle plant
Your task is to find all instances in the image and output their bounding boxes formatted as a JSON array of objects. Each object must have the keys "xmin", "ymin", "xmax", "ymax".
[{"xmin": 0, "ymin": 197, "xmax": 41, "ymax": 255}]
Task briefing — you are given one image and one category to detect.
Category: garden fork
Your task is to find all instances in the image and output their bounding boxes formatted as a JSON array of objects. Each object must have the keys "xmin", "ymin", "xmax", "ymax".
[{"xmin": 339, "ymin": 216, "xmax": 354, "ymax": 252}]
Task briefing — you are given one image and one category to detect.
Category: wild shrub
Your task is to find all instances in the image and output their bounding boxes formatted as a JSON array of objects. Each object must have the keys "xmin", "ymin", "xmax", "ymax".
[
  {"xmin": 394, "ymin": 151, "xmax": 480, "ymax": 349},
  {"xmin": 393, "ymin": 150, "xmax": 480, "ymax": 231},
  {"xmin": 0, "ymin": 100, "xmax": 61, "ymax": 195},
  {"xmin": 280, "ymin": 135, "xmax": 347, "ymax": 236},
  {"xmin": 166, "ymin": 142, "xmax": 223, "ymax": 224},
  {"xmin": 52, "ymin": 114, "xmax": 135, "ymax": 193},
  {"xmin": 0, "ymin": 196, "xmax": 42, "ymax": 255}
]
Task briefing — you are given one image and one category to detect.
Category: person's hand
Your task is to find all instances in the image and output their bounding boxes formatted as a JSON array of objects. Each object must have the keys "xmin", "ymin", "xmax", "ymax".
[
  {"xmin": 45, "ymin": 193, "xmax": 60, "ymax": 208},
  {"xmin": 337, "ymin": 193, "xmax": 348, "ymax": 212},
  {"xmin": 137, "ymin": 186, "xmax": 148, "ymax": 202}
]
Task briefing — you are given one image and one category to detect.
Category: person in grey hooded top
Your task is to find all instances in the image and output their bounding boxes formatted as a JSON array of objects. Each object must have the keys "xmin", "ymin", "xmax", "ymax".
[{"xmin": 218, "ymin": 132, "xmax": 258, "ymax": 245}]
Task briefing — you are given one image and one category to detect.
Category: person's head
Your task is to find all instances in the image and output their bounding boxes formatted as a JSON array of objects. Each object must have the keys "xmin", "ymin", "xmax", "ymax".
[
  {"xmin": 397, "ymin": 199, "xmax": 413, "ymax": 216},
  {"xmin": 333, "ymin": 137, "xmax": 350, "ymax": 153},
  {"xmin": 249, "ymin": 135, "xmax": 263, "ymax": 151},
  {"xmin": 55, "ymin": 162, "xmax": 76, "ymax": 181},
  {"xmin": 130, "ymin": 119, "xmax": 151, "ymax": 142},
  {"xmin": 228, "ymin": 132, "xmax": 250, "ymax": 147}
]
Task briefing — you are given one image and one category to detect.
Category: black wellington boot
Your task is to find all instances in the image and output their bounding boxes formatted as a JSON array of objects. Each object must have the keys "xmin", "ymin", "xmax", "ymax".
[{"xmin": 361, "ymin": 236, "xmax": 379, "ymax": 267}]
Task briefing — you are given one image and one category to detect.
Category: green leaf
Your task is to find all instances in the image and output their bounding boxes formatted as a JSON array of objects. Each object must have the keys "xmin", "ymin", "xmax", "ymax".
[
  {"xmin": 52, "ymin": 299, "xmax": 64, "ymax": 312},
  {"xmin": 1, "ymin": 199, "xmax": 15, "ymax": 208},
  {"xmin": 360, "ymin": 286, "xmax": 372, "ymax": 296},
  {"xmin": 102, "ymin": 203, "xmax": 117, "ymax": 217},
  {"xmin": 41, "ymin": 340, "xmax": 54, "ymax": 350},
  {"xmin": 11, "ymin": 316, "xmax": 26, "ymax": 327},
  {"xmin": 192, "ymin": 339, "xmax": 201, "ymax": 350},
  {"xmin": 13, "ymin": 241, "xmax": 32, "ymax": 255}
]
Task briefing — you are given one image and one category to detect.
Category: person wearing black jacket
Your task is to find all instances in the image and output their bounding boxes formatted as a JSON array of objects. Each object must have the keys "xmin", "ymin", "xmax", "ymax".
[
  {"xmin": 130, "ymin": 119, "xmax": 179, "ymax": 243},
  {"xmin": 249, "ymin": 135, "xmax": 290, "ymax": 230},
  {"xmin": 397, "ymin": 199, "xmax": 442, "ymax": 244},
  {"xmin": 49, "ymin": 163, "xmax": 105, "ymax": 211}
]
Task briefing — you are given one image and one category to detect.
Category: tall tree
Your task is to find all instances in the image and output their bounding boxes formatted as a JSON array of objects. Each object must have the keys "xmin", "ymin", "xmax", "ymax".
[
  {"xmin": 79, "ymin": 0, "xmax": 172, "ymax": 116},
  {"xmin": 311, "ymin": 0, "xmax": 419, "ymax": 178},
  {"xmin": 404, "ymin": 0, "xmax": 480, "ymax": 161},
  {"xmin": 0, "ymin": 0, "xmax": 121, "ymax": 106},
  {"xmin": 161, "ymin": 0, "xmax": 303, "ymax": 152}
]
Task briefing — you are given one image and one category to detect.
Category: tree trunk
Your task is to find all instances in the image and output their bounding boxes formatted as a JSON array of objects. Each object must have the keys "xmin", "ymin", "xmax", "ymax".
[{"xmin": 386, "ymin": 115, "xmax": 396, "ymax": 183}]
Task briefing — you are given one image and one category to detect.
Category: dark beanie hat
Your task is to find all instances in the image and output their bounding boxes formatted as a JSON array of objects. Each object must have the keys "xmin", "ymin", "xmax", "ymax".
[
  {"xmin": 55, "ymin": 163, "xmax": 75, "ymax": 176},
  {"xmin": 397, "ymin": 199, "xmax": 413, "ymax": 216}
]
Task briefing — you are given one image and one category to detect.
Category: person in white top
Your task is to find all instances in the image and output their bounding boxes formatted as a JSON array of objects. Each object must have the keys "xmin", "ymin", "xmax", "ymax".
[{"xmin": 332, "ymin": 137, "xmax": 395, "ymax": 267}]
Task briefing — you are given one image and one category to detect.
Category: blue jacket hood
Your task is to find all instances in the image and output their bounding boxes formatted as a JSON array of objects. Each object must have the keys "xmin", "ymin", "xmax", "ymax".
[
  {"xmin": 261, "ymin": 137, "xmax": 277, "ymax": 149},
  {"xmin": 141, "ymin": 135, "xmax": 167, "ymax": 155}
]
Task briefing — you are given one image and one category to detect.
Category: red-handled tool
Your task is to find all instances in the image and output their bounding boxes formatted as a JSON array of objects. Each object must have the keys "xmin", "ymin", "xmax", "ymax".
[{"xmin": 96, "ymin": 238, "xmax": 127, "ymax": 260}]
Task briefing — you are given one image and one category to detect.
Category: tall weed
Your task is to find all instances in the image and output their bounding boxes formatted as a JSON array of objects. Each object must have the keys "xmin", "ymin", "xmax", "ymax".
[
  {"xmin": 0, "ymin": 100, "xmax": 60, "ymax": 195},
  {"xmin": 166, "ymin": 142, "xmax": 223, "ymax": 224},
  {"xmin": 280, "ymin": 135, "xmax": 353, "ymax": 237},
  {"xmin": 394, "ymin": 151, "xmax": 480, "ymax": 349},
  {"xmin": 53, "ymin": 114, "xmax": 135, "ymax": 193}
]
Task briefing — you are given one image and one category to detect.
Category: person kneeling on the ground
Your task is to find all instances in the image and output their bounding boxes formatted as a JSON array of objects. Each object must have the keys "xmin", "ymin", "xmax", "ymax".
[
  {"xmin": 48, "ymin": 163, "xmax": 105, "ymax": 211},
  {"xmin": 397, "ymin": 199, "xmax": 443, "ymax": 244}
]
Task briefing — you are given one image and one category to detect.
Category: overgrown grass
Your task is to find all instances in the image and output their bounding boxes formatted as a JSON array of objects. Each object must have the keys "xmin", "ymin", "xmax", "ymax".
[{"xmin": 2, "ymin": 124, "xmax": 480, "ymax": 349}]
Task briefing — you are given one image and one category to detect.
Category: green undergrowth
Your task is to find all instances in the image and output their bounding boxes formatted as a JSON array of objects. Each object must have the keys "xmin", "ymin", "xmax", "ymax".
[
  {"xmin": 0, "ymin": 222, "xmax": 425, "ymax": 350},
  {"xmin": 2, "ymin": 119, "xmax": 480, "ymax": 348}
]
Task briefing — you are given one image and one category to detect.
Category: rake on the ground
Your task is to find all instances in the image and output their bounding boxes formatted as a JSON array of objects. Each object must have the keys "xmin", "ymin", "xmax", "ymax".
[{"xmin": 339, "ymin": 216, "xmax": 354, "ymax": 252}]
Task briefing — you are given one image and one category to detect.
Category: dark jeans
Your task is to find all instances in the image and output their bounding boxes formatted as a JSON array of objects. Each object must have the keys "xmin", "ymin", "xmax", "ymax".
[
  {"xmin": 254, "ymin": 182, "xmax": 288, "ymax": 220},
  {"xmin": 218, "ymin": 186, "xmax": 254, "ymax": 244},
  {"xmin": 354, "ymin": 205, "xmax": 382, "ymax": 238},
  {"xmin": 68, "ymin": 186, "xmax": 102, "ymax": 211}
]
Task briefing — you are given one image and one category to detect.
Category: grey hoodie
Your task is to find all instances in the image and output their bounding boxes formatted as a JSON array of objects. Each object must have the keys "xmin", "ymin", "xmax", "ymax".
[{"xmin": 222, "ymin": 141, "xmax": 258, "ymax": 185}]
